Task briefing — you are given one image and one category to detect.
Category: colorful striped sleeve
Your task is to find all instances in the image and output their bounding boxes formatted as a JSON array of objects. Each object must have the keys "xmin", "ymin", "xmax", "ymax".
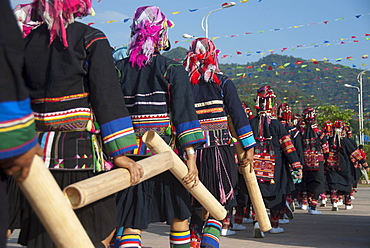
[
  {"xmin": 0, "ymin": 98, "xmax": 37, "ymax": 159},
  {"xmin": 220, "ymin": 75, "xmax": 256, "ymax": 150},
  {"xmin": 236, "ymin": 124, "xmax": 256, "ymax": 149},
  {"xmin": 100, "ymin": 116, "xmax": 138, "ymax": 157},
  {"xmin": 176, "ymin": 120, "xmax": 206, "ymax": 149}
]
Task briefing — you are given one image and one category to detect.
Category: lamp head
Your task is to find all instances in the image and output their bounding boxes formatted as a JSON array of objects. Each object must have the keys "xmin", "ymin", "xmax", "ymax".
[
  {"xmin": 222, "ymin": 2, "xmax": 236, "ymax": 8},
  {"xmin": 183, "ymin": 34, "xmax": 195, "ymax": 39}
]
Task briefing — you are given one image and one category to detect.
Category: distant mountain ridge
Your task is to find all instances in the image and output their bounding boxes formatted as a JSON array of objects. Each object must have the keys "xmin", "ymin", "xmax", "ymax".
[{"xmin": 163, "ymin": 47, "xmax": 369, "ymax": 119}]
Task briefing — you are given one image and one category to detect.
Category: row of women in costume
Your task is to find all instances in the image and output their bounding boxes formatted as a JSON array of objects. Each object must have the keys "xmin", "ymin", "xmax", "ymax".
[
  {"xmin": 6, "ymin": 2, "xmax": 256, "ymax": 248},
  {"xmin": 5, "ymin": 1, "xmax": 368, "ymax": 248},
  {"xmin": 275, "ymin": 105, "xmax": 369, "ymax": 215},
  {"xmin": 231, "ymin": 94, "xmax": 369, "ymax": 239}
]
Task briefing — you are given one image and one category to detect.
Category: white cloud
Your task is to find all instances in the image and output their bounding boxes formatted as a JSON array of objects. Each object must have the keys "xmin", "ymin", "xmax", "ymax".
[{"xmin": 93, "ymin": 10, "xmax": 129, "ymax": 22}]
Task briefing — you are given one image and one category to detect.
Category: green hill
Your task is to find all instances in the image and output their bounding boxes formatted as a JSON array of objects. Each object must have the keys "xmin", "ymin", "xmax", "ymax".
[
  {"xmin": 163, "ymin": 48, "xmax": 369, "ymax": 128},
  {"xmin": 162, "ymin": 46, "xmax": 188, "ymax": 61}
]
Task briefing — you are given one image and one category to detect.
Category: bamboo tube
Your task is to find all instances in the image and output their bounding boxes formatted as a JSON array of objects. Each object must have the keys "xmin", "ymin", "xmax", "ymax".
[
  {"xmin": 142, "ymin": 130, "xmax": 227, "ymax": 221},
  {"xmin": 14, "ymin": 155, "xmax": 94, "ymax": 248},
  {"xmin": 64, "ymin": 152, "xmax": 174, "ymax": 209},
  {"xmin": 227, "ymin": 118, "xmax": 272, "ymax": 232}
]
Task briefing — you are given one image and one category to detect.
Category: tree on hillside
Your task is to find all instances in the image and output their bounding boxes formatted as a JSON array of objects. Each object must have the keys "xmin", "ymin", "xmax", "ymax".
[
  {"xmin": 162, "ymin": 46, "xmax": 188, "ymax": 61},
  {"xmin": 316, "ymin": 105, "xmax": 355, "ymax": 125}
]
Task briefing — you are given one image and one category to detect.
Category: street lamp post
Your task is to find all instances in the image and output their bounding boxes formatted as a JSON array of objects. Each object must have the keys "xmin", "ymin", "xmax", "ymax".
[
  {"xmin": 201, "ymin": 2, "xmax": 236, "ymax": 38},
  {"xmin": 344, "ymin": 84, "xmax": 361, "ymax": 143},
  {"xmin": 356, "ymin": 69, "xmax": 368, "ymax": 144}
]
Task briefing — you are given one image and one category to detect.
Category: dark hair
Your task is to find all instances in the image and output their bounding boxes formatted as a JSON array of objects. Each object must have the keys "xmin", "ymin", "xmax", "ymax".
[{"xmin": 359, "ymin": 145, "xmax": 363, "ymax": 149}]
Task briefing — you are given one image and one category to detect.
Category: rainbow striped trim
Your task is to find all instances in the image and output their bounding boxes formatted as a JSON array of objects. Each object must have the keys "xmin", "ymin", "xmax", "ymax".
[
  {"xmin": 196, "ymin": 107, "xmax": 224, "ymax": 115},
  {"xmin": 103, "ymin": 127, "xmax": 135, "ymax": 144},
  {"xmin": 0, "ymin": 98, "xmax": 37, "ymax": 159},
  {"xmin": 176, "ymin": 120, "xmax": 205, "ymax": 149},
  {"xmin": 130, "ymin": 114, "xmax": 170, "ymax": 135},
  {"xmin": 169, "ymin": 230, "xmax": 190, "ymax": 246},
  {"xmin": 30, "ymin": 93, "xmax": 89, "ymax": 104},
  {"xmin": 236, "ymin": 125, "xmax": 256, "ymax": 149},
  {"xmin": 279, "ymin": 135, "xmax": 296, "ymax": 154},
  {"xmin": 194, "ymin": 100, "xmax": 223, "ymax": 108},
  {"xmin": 0, "ymin": 113, "xmax": 34, "ymax": 132},
  {"xmin": 119, "ymin": 234, "xmax": 142, "ymax": 248},
  {"xmin": 34, "ymin": 108, "xmax": 91, "ymax": 131},
  {"xmin": 100, "ymin": 116, "xmax": 137, "ymax": 157}
]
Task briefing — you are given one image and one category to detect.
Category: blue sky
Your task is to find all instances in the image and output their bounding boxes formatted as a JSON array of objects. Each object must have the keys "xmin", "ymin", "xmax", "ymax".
[{"xmin": 11, "ymin": 0, "xmax": 370, "ymax": 69}]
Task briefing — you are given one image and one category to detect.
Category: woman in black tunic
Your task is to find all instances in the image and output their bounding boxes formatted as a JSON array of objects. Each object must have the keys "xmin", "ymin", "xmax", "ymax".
[
  {"xmin": 183, "ymin": 38, "xmax": 256, "ymax": 246},
  {"xmin": 19, "ymin": 1, "xmax": 141, "ymax": 247},
  {"xmin": 249, "ymin": 86, "xmax": 302, "ymax": 236},
  {"xmin": 114, "ymin": 6, "xmax": 205, "ymax": 248},
  {"xmin": 326, "ymin": 120, "xmax": 368, "ymax": 211},
  {"xmin": 300, "ymin": 107, "xmax": 329, "ymax": 215}
]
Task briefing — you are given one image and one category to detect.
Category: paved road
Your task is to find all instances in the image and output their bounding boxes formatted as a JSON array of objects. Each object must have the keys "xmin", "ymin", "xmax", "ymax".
[{"xmin": 8, "ymin": 186, "xmax": 370, "ymax": 247}]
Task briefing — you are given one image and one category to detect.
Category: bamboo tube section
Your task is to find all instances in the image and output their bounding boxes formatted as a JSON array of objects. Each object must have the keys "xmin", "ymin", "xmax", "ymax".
[
  {"xmin": 64, "ymin": 152, "xmax": 174, "ymax": 209},
  {"xmin": 227, "ymin": 118, "xmax": 272, "ymax": 232},
  {"xmin": 14, "ymin": 155, "xmax": 94, "ymax": 248},
  {"xmin": 142, "ymin": 130, "xmax": 227, "ymax": 221}
]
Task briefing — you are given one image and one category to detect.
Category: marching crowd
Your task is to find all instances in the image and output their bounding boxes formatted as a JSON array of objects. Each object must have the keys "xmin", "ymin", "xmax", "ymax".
[{"xmin": 0, "ymin": 1, "xmax": 368, "ymax": 248}]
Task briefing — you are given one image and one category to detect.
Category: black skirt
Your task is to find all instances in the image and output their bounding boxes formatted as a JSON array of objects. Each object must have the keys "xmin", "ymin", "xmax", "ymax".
[
  {"xmin": 0, "ymin": 172, "xmax": 8, "ymax": 248},
  {"xmin": 18, "ymin": 170, "xmax": 116, "ymax": 248},
  {"xmin": 304, "ymin": 162, "xmax": 326, "ymax": 195},
  {"xmin": 7, "ymin": 176, "xmax": 22, "ymax": 230},
  {"xmin": 116, "ymin": 155, "xmax": 192, "ymax": 230},
  {"xmin": 194, "ymin": 145, "xmax": 238, "ymax": 210}
]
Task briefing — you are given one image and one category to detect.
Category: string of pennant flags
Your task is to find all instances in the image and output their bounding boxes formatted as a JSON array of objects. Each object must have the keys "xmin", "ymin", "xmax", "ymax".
[
  {"xmin": 109, "ymin": 33, "xmax": 370, "ymax": 67},
  {"xmin": 232, "ymin": 80, "xmax": 370, "ymax": 117},
  {"xmin": 220, "ymin": 58, "xmax": 369, "ymax": 78},
  {"xmin": 86, "ymin": 3, "xmax": 370, "ymax": 38},
  {"xmin": 213, "ymin": 34, "xmax": 370, "ymax": 61},
  {"xmin": 86, "ymin": 2, "xmax": 370, "ymax": 67}
]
